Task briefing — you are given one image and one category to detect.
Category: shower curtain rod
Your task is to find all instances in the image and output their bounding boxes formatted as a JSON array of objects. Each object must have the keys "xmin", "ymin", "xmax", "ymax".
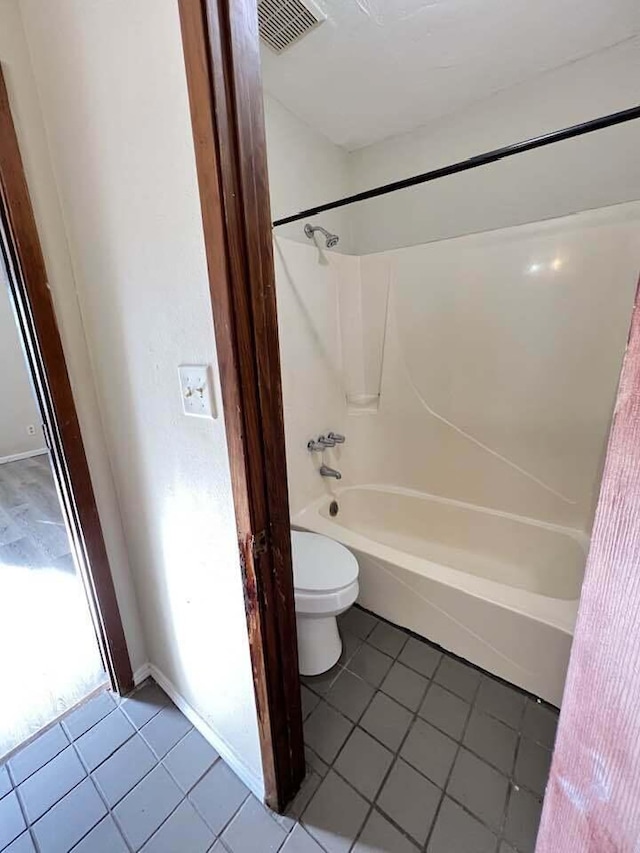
[{"xmin": 272, "ymin": 104, "xmax": 640, "ymax": 228}]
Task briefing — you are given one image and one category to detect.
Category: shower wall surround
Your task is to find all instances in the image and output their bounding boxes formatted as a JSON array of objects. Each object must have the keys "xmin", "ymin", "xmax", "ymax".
[
  {"xmin": 274, "ymin": 239, "xmax": 355, "ymax": 511},
  {"xmin": 275, "ymin": 202, "xmax": 640, "ymax": 532},
  {"xmin": 336, "ymin": 254, "xmax": 392, "ymax": 412}
]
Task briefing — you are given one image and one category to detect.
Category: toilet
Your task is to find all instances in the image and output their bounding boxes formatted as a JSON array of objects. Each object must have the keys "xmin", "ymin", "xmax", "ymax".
[{"xmin": 291, "ymin": 530, "xmax": 359, "ymax": 676}]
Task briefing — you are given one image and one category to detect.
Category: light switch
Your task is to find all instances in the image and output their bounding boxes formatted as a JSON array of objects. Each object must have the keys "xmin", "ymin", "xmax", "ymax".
[{"xmin": 178, "ymin": 365, "xmax": 216, "ymax": 418}]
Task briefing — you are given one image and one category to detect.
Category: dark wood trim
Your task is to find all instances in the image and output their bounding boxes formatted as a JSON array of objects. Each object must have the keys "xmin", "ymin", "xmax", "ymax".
[
  {"xmin": 177, "ymin": 0, "xmax": 304, "ymax": 811},
  {"xmin": 0, "ymin": 66, "xmax": 133, "ymax": 696}
]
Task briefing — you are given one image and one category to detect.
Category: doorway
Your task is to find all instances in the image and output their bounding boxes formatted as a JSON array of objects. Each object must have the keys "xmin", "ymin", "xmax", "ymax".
[
  {"xmin": 0, "ymin": 256, "xmax": 106, "ymax": 757},
  {"xmin": 176, "ymin": 0, "xmax": 640, "ymax": 827},
  {"xmin": 0, "ymin": 65, "xmax": 132, "ymax": 759}
]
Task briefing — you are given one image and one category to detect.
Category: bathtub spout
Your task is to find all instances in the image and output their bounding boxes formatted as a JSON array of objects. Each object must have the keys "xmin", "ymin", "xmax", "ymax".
[{"xmin": 319, "ymin": 464, "xmax": 342, "ymax": 480}]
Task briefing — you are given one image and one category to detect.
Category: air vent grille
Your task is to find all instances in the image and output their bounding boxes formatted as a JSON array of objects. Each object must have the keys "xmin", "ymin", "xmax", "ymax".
[{"xmin": 258, "ymin": 0, "xmax": 325, "ymax": 54}]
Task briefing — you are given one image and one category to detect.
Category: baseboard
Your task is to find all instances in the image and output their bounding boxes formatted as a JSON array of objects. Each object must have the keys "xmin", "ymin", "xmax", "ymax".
[
  {"xmin": 133, "ymin": 662, "xmax": 265, "ymax": 802},
  {"xmin": 133, "ymin": 663, "xmax": 152, "ymax": 685},
  {"xmin": 0, "ymin": 448, "xmax": 48, "ymax": 465}
]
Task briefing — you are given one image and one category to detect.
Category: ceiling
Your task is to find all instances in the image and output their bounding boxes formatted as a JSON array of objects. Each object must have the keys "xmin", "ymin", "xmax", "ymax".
[{"xmin": 259, "ymin": 0, "xmax": 640, "ymax": 150}]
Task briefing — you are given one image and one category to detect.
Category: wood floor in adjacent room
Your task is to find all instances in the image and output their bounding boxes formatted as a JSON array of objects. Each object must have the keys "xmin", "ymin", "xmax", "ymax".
[{"xmin": 0, "ymin": 455, "xmax": 106, "ymax": 760}]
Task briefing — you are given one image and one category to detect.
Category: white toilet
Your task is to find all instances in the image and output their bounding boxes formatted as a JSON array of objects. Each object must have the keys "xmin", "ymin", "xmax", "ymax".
[{"xmin": 291, "ymin": 530, "xmax": 359, "ymax": 676}]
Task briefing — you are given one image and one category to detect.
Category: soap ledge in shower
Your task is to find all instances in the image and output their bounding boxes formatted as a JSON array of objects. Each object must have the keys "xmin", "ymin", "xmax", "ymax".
[{"xmin": 346, "ymin": 393, "xmax": 380, "ymax": 415}]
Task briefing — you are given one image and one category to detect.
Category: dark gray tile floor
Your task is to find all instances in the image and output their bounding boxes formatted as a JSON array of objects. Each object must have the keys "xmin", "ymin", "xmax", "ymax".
[
  {"xmin": 0, "ymin": 607, "xmax": 557, "ymax": 852},
  {"xmin": 301, "ymin": 607, "xmax": 558, "ymax": 853}
]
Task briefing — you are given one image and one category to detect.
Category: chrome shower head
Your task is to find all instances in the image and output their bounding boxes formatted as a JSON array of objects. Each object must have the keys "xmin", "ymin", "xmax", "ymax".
[{"xmin": 304, "ymin": 223, "xmax": 339, "ymax": 249}]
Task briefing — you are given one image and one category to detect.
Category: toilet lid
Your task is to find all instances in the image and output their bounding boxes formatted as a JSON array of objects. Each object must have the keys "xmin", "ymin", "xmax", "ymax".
[{"xmin": 291, "ymin": 531, "xmax": 358, "ymax": 593}]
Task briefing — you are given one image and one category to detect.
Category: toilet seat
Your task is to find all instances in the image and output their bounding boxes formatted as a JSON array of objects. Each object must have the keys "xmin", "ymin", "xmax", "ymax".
[{"xmin": 291, "ymin": 531, "xmax": 358, "ymax": 594}]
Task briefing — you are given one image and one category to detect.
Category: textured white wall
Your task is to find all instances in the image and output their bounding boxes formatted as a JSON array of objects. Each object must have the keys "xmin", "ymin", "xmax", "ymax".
[
  {"xmin": 265, "ymin": 40, "xmax": 640, "ymax": 255},
  {"xmin": 264, "ymin": 93, "xmax": 352, "ymax": 251},
  {"xmin": 0, "ymin": 268, "xmax": 44, "ymax": 459},
  {"xmin": 17, "ymin": 0, "xmax": 263, "ymax": 792},
  {"xmin": 0, "ymin": 0, "xmax": 146, "ymax": 670},
  {"xmin": 348, "ymin": 38, "xmax": 640, "ymax": 253}
]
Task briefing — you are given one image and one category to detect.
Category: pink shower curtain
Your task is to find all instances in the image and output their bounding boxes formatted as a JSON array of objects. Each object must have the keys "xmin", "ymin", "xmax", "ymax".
[{"xmin": 537, "ymin": 278, "xmax": 640, "ymax": 852}]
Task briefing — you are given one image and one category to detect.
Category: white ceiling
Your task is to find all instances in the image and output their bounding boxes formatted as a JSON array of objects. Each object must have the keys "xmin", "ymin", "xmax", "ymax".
[{"xmin": 260, "ymin": 0, "xmax": 640, "ymax": 150}]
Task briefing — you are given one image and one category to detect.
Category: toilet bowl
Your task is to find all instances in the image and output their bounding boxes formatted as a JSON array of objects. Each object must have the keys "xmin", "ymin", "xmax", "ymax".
[{"xmin": 292, "ymin": 530, "xmax": 359, "ymax": 676}]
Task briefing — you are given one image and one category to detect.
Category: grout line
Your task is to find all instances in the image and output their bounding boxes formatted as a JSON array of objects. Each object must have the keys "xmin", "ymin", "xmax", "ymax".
[
  {"xmin": 66, "ymin": 696, "xmax": 202, "ymax": 852},
  {"xmin": 313, "ymin": 657, "xmax": 546, "ymax": 853},
  {"xmin": 315, "ymin": 614, "xmax": 442, "ymax": 849},
  {"xmin": 126, "ymin": 792, "xmax": 191, "ymax": 852},
  {"xmin": 68, "ymin": 733, "xmax": 135, "ymax": 853},
  {"xmin": 187, "ymin": 772, "xmax": 252, "ymax": 843},
  {"xmin": 338, "ymin": 610, "xmax": 549, "ymax": 851},
  {"xmin": 121, "ymin": 697, "xmax": 172, "ymax": 734},
  {"xmin": 136, "ymin": 722, "xmax": 195, "ymax": 764},
  {"xmin": 159, "ymin": 730, "xmax": 221, "ymax": 797},
  {"xmin": 7, "ymin": 702, "xmax": 135, "ymax": 853},
  {"xmin": 60, "ymin": 691, "xmax": 118, "ymax": 741},
  {"xmin": 497, "ymin": 698, "xmax": 542, "ymax": 851},
  {"xmin": 422, "ymin": 661, "xmax": 482, "ymax": 852},
  {"xmin": 301, "ymin": 625, "xmax": 401, "ymax": 850},
  {"xmin": 4, "ymin": 682, "xmax": 252, "ymax": 853},
  {"xmin": 15, "ymin": 743, "xmax": 94, "ymax": 826},
  {"xmin": 500, "ymin": 784, "xmax": 516, "ymax": 852},
  {"xmin": 4, "ymin": 724, "xmax": 71, "ymax": 788},
  {"xmin": 354, "ymin": 604, "xmax": 560, "ymax": 713},
  {"xmin": 74, "ymin": 719, "xmax": 220, "ymax": 852},
  {"xmin": 9, "ymin": 770, "xmax": 40, "ymax": 853},
  {"xmin": 351, "ymin": 608, "xmax": 559, "ymax": 754},
  {"xmin": 350, "ymin": 608, "xmax": 558, "ymax": 845},
  {"xmin": 349, "ymin": 638, "xmax": 436, "ymax": 850}
]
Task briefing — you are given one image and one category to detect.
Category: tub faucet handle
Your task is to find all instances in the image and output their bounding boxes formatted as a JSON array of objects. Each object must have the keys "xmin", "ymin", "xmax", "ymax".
[
  {"xmin": 307, "ymin": 440, "xmax": 324, "ymax": 452},
  {"xmin": 318, "ymin": 435, "xmax": 336, "ymax": 447},
  {"xmin": 328, "ymin": 432, "xmax": 345, "ymax": 444}
]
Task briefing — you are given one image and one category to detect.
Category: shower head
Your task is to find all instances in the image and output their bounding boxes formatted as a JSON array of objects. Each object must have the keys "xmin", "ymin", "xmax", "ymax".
[{"xmin": 304, "ymin": 223, "xmax": 339, "ymax": 249}]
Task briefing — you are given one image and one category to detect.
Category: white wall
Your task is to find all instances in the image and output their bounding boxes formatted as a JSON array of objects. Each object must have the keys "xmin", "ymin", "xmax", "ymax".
[
  {"xmin": 264, "ymin": 93, "xmax": 352, "ymax": 251},
  {"xmin": 348, "ymin": 37, "xmax": 640, "ymax": 253},
  {"xmin": 0, "ymin": 269, "xmax": 44, "ymax": 459},
  {"xmin": 0, "ymin": 0, "xmax": 146, "ymax": 671},
  {"xmin": 16, "ymin": 0, "xmax": 263, "ymax": 793},
  {"xmin": 265, "ymin": 39, "xmax": 640, "ymax": 255},
  {"xmin": 275, "ymin": 203, "xmax": 640, "ymax": 533}
]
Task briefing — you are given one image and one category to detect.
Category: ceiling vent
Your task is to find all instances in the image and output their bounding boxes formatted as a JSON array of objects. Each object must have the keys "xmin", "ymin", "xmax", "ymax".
[{"xmin": 258, "ymin": 0, "xmax": 325, "ymax": 54}]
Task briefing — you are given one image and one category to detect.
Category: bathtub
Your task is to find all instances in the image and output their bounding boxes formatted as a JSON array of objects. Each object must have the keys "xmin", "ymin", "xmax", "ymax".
[{"xmin": 293, "ymin": 485, "xmax": 588, "ymax": 706}]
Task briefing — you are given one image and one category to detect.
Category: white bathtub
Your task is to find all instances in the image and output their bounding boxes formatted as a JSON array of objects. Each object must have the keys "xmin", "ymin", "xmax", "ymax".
[{"xmin": 294, "ymin": 485, "xmax": 588, "ymax": 706}]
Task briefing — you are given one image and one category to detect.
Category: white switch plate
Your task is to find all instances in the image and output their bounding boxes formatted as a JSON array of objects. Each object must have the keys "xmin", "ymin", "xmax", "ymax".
[{"xmin": 178, "ymin": 365, "xmax": 217, "ymax": 419}]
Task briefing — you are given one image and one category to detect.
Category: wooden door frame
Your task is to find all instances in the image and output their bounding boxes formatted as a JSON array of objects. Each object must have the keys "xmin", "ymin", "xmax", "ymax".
[
  {"xmin": 178, "ymin": 0, "xmax": 304, "ymax": 811},
  {"xmin": 0, "ymin": 67, "xmax": 133, "ymax": 697}
]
